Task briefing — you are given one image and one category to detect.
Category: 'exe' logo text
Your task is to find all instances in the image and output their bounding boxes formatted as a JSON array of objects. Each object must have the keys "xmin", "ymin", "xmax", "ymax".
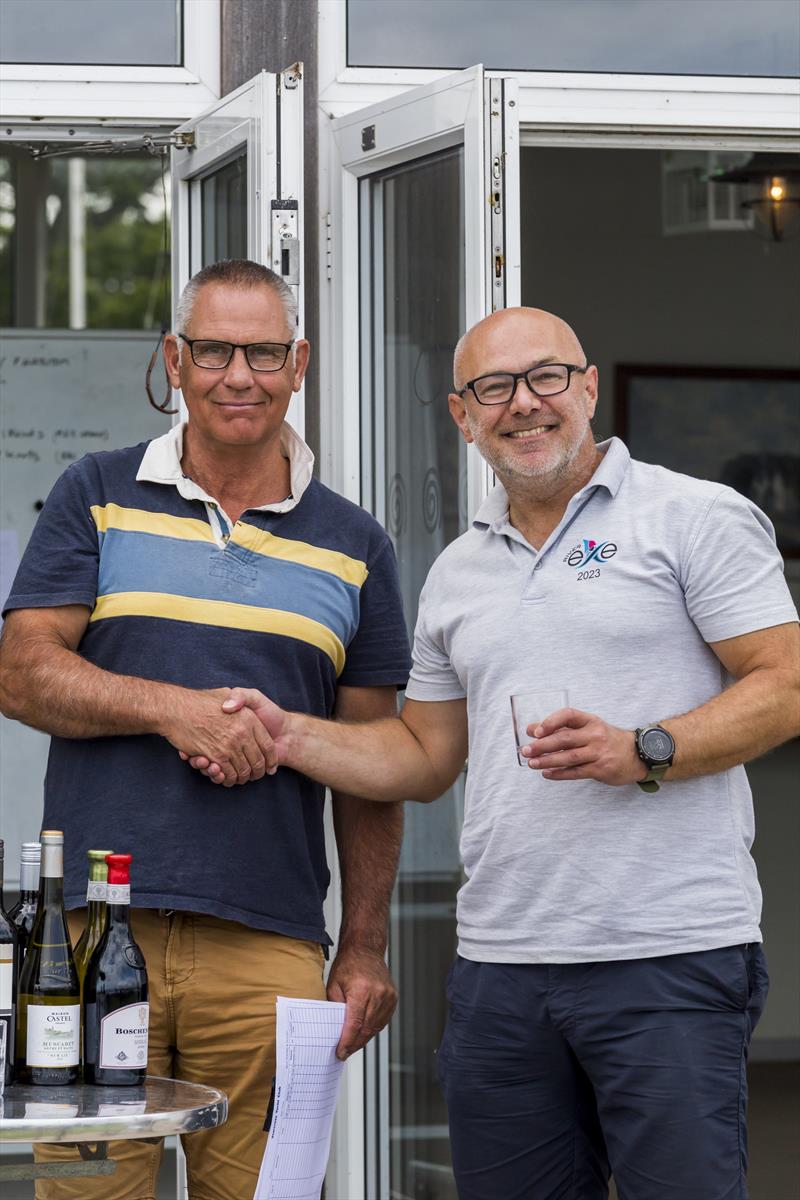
[{"xmin": 564, "ymin": 538, "xmax": 618, "ymax": 568}]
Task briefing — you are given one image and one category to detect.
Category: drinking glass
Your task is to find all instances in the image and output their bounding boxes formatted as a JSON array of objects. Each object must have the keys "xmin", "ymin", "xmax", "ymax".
[{"xmin": 510, "ymin": 689, "xmax": 570, "ymax": 767}]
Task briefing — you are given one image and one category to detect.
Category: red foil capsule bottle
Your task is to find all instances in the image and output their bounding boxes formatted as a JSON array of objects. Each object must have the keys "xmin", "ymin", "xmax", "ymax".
[{"xmin": 83, "ymin": 854, "xmax": 149, "ymax": 1086}]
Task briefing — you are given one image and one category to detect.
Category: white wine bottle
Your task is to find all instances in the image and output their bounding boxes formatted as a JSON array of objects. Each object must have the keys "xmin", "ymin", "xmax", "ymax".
[
  {"xmin": 84, "ymin": 854, "xmax": 149, "ymax": 1086},
  {"xmin": 73, "ymin": 848, "xmax": 115, "ymax": 994},
  {"xmin": 0, "ymin": 838, "xmax": 19, "ymax": 1086},
  {"xmin": 15, "ymin": 831, "xmax": 80, "ymax": 1085}
]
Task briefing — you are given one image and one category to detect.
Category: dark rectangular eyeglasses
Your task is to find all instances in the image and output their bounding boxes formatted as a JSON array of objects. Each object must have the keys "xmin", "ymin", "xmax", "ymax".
[
  {"xmin": 459, "ymin": 363, "xmax": 588, "ymax": 405},
  {"xmin": 178, "ymin": 334, "xmax": 294, "ymax": 372}
]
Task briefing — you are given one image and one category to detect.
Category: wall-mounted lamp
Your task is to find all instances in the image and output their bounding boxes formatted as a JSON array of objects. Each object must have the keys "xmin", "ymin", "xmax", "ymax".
[{"xmin": 711, "ymin": 155, "xmax": 800, "ymax": 242}]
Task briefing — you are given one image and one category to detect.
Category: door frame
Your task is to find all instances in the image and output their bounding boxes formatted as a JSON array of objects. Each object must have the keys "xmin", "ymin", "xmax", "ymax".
[{"xmin": 170, "ymin": 66, "xmax": 305, "ymax": 431}]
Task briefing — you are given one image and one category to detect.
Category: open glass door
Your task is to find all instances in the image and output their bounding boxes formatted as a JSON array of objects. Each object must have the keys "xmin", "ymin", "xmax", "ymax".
[
  {"xmin": 170, "ymin": 65, "xmax": 304, "ymax": 432},
  {"xmin": 332, "ymin": 66, "xmax": 519, "ymax": 1200}
]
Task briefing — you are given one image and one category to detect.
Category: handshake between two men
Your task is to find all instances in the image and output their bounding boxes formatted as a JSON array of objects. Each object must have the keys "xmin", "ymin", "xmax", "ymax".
[{"xmin": 176, "ymin": 687, "xmax": 664, "ymax": 796}]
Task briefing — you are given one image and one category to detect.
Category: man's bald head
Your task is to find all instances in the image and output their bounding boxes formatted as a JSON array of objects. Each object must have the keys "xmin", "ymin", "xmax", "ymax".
[{"xmin": 453, "ymin": 308, "xmax": 586, "ymax": 391}]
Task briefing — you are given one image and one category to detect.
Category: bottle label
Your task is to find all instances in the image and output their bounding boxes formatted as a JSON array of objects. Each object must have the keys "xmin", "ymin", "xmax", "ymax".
[
  {"xmin": 0, "ymin": 951, "xmax": 12, "ymax": 1008},
  {"xmin": 26, "ymin": 1004, "xmax": 80, "ymax": 1067},
  {"xmin": 107, "ymin": 883, "xmax": 130, "ymax": 904},
  {"xmin": 86, "ymin": 880, "xmax": 108, "ymax": 902},
  {"xmin": 99, "ymin": 1001, "xmax": 149, "ymax": 1069}
]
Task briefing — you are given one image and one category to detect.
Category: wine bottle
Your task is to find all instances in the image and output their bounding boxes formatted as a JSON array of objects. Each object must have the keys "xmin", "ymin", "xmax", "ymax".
[
  {"xmin": 8, "ymin": 842, "xmax": 42, "ymax": 964},
  {"xmin": 0, "ymin": 838, "xmax": 19, "ymax": 1086},
  {"xmin": 72, "ymin": 848, "xmax": 115, "ymax": 994},
  {"xmin": 15, "ymin": 830, "xmax": 80, "ymax": 1085},
  {"xmin": 84, "ymin": 854, "xmax": 149, "ymax": 1086}
]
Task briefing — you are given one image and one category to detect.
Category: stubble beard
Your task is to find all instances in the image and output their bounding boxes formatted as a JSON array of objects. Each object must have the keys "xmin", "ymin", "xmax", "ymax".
[{"xmin": 470, "ymin": 416, "xmax": 593, "ymax": 495}]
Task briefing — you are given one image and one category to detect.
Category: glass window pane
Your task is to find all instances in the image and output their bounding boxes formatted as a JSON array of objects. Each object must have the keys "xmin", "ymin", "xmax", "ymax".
[
  {"xmin": 1, "ymin": 150, "xmax": 170, "ymax": 330},
  {"xmin": 348, "ymin": 0, "xmax": 800, "ymax": 78},
  {"xmin": 201, "ymin": 155, "xmax": 247, "ymax": 266},
  {"xmin": 1, "ymin": 0, "xmax": 181, "ymax": 66},
  {"xmin": 363, "ymin": 148, "xmax": 466, "ymax": 1200}
]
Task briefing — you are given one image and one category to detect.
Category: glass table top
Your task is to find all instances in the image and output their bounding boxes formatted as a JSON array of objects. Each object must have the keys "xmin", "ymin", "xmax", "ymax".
[{"xmin": 0, "ymin": 1076, "xmax": 227, "ymax": 1143}]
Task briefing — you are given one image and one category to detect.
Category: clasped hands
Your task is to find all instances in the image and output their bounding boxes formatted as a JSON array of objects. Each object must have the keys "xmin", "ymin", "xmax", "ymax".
[
  {"xmin": 173, "ymin": 690, "xmax": 648, "ymax": 788},
  {"xmin": 168, "ymin": 686, "xmax": 285, "ymax": 787}
]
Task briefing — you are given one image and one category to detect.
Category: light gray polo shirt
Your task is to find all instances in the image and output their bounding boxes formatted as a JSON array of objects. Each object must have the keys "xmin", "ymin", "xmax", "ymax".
[{"xmin": 405, "ymin": 438, "xmax": 798, "ymax": 963}]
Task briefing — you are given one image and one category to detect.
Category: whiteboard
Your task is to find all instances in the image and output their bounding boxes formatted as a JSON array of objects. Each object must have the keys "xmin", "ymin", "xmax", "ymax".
[{"xmin": 0, "ymin": 330, "xmax": 174, "ymax": 886}]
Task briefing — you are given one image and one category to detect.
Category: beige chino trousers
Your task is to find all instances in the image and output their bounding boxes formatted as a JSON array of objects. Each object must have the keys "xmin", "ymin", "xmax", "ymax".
[{"xmin": 34, "ymin": 908, "xmax": 326, "ymax": 1200}]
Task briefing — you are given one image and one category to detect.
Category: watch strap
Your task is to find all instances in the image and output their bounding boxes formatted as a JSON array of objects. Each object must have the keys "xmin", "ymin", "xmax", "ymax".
[{"xmin": 637, "ymin": 762, "xmax": 669, "ymax": 793}]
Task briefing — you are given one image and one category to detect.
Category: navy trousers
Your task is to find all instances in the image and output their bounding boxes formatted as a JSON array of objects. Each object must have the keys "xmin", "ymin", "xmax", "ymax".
[{"xmin": 438, "ymin": 946, "xmax": 768, "ymax": 1200}]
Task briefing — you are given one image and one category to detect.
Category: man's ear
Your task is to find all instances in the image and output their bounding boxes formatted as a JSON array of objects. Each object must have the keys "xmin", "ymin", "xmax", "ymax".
[
  {"xmin": 583, "ymin": 364, "xmax": 599, "ymax": 421},
  {"xmin": 163, "ymin": 334, "xmax": 182, "ymax": 390},
  {"xmin": 448, "ymin": 392, "xmax": 474, "ymax": 443},
  {"xmin": 291, "ymin": 339, "xmax": 310, "ymax": 392}
]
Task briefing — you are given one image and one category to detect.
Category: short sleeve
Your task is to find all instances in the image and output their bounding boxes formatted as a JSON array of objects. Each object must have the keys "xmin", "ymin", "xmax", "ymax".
[
  {"xmin": 683, "ymin": 487, "xmax": 798, "ymax": 643},
  {"xmin": 3, "ymin": 462, "xmax": 99, "ymax": 616},
  {"xmin": 405, "ymin": 574, "xmax": 466, "ymax": 702},
  {"xmin": 339, "ymin": 538, "xmax": 411, "ymax": 688}
]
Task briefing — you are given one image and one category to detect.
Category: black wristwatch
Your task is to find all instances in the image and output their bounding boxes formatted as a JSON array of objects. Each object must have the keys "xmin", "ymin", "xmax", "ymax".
[{"xmin": 634, "ymin": 725, "xmax": 675, "ymax": 793}]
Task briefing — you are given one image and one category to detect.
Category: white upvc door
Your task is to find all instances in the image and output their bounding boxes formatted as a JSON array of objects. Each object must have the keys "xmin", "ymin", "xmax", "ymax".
[
  {"xmin": 324, "ymin": 66, "xmax": 519, "ymax": 1200},
  {"xmin": 170, "ymin": 66, "xmax": 305, "ymax": 433}
]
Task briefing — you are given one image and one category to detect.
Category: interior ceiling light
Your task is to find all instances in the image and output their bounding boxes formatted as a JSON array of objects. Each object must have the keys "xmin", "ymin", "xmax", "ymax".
[{"xmin": 711, "ymin": 154, "xmax": 800, "ymax": 243}]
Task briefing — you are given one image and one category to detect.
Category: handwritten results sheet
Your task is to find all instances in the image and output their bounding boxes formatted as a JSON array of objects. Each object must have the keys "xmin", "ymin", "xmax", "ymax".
[{"xmin": 254, "ymin": 997, "xmax": 347, "ymax": 1200}]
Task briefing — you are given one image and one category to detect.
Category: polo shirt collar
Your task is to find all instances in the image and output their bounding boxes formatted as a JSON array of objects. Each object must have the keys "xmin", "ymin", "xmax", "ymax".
[
  {"xmin": 473, "ymin": 436, "xmax": 630, "ymax": 533},
  {"xmin": 136, "ymin": 420, "xmax": 314, "ymax": 513}
]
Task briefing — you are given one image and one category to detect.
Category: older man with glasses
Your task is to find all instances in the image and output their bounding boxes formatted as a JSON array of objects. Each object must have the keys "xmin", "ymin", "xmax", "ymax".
[
  {"xmin": 0, "ymin": 259, "xmax": 411, "ymax": 1200},
  {"xmin": 202, "ymin": 305, "xmax": 800, "ymax": 1199}
]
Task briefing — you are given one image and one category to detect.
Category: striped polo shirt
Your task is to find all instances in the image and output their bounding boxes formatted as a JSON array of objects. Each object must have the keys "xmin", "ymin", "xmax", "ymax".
[{"xmin": 5, "ymin": 423, "xmax": 411, "ymax": 942}]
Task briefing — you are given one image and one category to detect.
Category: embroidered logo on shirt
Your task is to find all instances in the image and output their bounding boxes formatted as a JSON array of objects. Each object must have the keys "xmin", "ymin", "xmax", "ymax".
[{"xmin": 564, "ymin": 538, "xmax": 618, "ymax": 568}]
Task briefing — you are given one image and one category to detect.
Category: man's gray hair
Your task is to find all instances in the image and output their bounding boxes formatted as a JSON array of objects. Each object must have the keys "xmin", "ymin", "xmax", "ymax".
[{"xmin": 175, "ymin": 259, "xmax": 298, "ymax": 337}]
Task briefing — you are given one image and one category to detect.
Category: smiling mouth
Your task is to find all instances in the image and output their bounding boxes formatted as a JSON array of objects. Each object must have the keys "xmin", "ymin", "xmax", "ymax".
[{"xmin": 504, "ymin": 425, "xmax": 556, "ymax": 439}]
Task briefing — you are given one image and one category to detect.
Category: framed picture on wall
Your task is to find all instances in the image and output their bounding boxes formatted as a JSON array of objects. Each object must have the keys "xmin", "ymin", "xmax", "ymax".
[{"xmin": 615, "ymin": 365, "xmax": 800, "ymax": 557}]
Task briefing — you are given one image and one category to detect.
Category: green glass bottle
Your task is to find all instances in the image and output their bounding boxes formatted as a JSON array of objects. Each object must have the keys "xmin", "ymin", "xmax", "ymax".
[
  {"xmin": 72, "ymin": 849, "xmax": 115, "ymax": 995},
  {"xmin": 15, "ymin": 831, "xmax": 80, "ymax": 1085}
]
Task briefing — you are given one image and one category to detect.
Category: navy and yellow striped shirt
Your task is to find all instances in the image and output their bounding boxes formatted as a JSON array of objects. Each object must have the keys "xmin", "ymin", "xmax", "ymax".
[{"xmin": 5, "ymin": 432, "xmax": 411, "ymax": 943}]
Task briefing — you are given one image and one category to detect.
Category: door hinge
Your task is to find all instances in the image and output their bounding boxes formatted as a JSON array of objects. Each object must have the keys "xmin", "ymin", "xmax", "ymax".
[{"xmin": 326, "ymin": 213, "xmax": 333, "ymax": 281}]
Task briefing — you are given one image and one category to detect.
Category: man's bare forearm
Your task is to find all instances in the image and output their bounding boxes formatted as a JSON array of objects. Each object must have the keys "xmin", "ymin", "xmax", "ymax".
[
  {"xmin": 0, "ymin": 636, "xmax": 178, "ymax": 739},
  {"xmin": 334, "ymin": 794, "xmax": 403, "ymax": 954},
  {"xmin": 284, "ymin": 711, "xmax": 446, "ymax": 803},
  {"xmin": 664, "ymin": 661, "xmax": 800, "ymax": 780},
  {"xmin": 0, "ymin": 615, "xmax": 280, "ymax": 787}
]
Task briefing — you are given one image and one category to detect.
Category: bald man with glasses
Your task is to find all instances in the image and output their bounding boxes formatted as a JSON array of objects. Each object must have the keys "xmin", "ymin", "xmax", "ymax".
[
  {"xmin": 200, "ymin": 306, "xmax": 799, "ymax": 1200},
  {"xmin": 0, "ymin": 259, "xmax": 411, "ymax": 1200}
]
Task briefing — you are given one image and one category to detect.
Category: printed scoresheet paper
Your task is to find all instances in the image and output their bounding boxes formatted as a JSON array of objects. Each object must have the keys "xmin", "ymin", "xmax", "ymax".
[{"xmin": 253, "ymin": 996, "xmax": 347, "ymax": 1200}]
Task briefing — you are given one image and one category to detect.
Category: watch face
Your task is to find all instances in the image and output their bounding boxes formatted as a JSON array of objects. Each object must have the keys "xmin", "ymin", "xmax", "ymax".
[{"xmin": 642, "ymin": 728, "xmax": 674, "ymax": 763}]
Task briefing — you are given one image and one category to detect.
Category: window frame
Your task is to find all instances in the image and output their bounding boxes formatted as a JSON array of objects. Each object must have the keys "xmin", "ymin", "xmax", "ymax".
[
  {"xmin": 320, "ymin": 0, "xmax": 800, "ymax": 133},
  {"xmin": 0, "ymin": 0, "xmax": 220, "ymax": 120}
]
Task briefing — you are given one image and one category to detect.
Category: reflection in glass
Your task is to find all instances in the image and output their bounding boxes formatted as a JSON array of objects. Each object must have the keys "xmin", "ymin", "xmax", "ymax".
[
  {"xmin": 201, "ymin": 155, "xmax": 247, "ymax": 267},
  {"xmin": 1, "ymin": 0, "xmax": 181, "ymax": 66},
  {"xmin": 0, "ymin": 158, "xmax": 15, "ymax": 326},
  {"xmin": 0, "ymin": 152, "xmax": 170, "ymax": 330},
  {"xmin": 364, "ymin": 148, "xmax": 466, "ymax": 1200},
  {"xmin": 348, "ymin": 0, "xmax": 800, "ymax": 78}
]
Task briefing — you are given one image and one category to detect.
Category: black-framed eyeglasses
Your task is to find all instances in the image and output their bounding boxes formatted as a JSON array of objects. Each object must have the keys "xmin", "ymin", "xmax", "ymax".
[
  {"xmin": 177, "ymin": 334, "xmax": 294, "ymax": 372},
  {"xmin": 459, "ymin": 362, "xmax": 589, "ymax": 406}
]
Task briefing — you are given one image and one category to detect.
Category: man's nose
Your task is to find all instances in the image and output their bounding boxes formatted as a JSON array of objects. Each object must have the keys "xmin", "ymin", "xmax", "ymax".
[
  {"xmin": 224, "ymin": 345, "xmax": 255, "ymax": 383},
  {"xmin": 508, "ymin": 376, "xmax": 542, "ymax": 414}
]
